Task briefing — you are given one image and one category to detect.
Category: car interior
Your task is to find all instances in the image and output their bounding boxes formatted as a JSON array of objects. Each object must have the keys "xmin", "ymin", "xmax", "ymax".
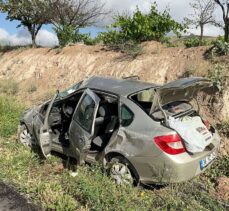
[{"xmin": 47, "ymin": 90, "xmax": 119, "ymax": 152}]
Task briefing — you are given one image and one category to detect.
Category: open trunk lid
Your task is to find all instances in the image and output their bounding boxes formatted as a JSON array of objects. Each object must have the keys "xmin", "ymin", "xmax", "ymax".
[
  {"xmin": 154, "ymin": 77, "xmax": 218, "ymax": 154},
  {"xmin": 150, "ymin": 77, "xmax": 218, "ymax": 119},
  {"xmin": 157, "ymin": 77, "xmax": 217, "ymax": 105}
]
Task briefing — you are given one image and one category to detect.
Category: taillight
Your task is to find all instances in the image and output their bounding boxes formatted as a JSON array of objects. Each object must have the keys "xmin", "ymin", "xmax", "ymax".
[{"xmin": 154, "ymin": 134, "xmax": 186, "ymax": 155}]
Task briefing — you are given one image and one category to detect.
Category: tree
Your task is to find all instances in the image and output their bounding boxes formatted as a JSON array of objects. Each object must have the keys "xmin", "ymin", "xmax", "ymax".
[
  {"xmin": 214, "ymin": 0, "xmax": 229, "ymax": 42},
  {"xmin": 0, "ymin": 0, "xmax": 50, "ymax": 47},
  {"xmin": 100, "ymin": 3, "xmax": 185, "ymax": 45},
  {"xmin": 185, "ymin": 0, "xmax": 216, "ymax": 42},
  {"xmin": 48, "ymin": 0, "xmax": 106, "ymax": 46}
]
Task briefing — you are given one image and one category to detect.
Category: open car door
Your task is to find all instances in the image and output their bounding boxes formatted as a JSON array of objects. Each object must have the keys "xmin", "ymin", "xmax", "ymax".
[
  {"xmin": 39, "ymin": 93, "xmax": 58, "ymax": 158},
  {"xmin": 69, "ymin": 88, "xmax": 100, "ymax": 164}
]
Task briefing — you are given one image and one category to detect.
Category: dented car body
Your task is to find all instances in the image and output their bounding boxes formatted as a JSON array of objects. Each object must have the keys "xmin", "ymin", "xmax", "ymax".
[{"xmin": 19, "ymin": 76, "xmax": 220, "ymax": 185}]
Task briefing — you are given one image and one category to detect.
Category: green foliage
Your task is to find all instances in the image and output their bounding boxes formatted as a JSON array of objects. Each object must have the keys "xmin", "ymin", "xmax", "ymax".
[
  {"xmin": 54, "ymin": 25, "xmax": 98, "ymax": 47},
  {"xmin": 211, "ymin": 40, "xmax": 229, "ymax": 56},
  {"xmin": 0, "ymin": 96, "xmax": 24, "ymax": 137},
  {"xmin": 82, "ymin": 34, "xmax": 100, "ymax": 46},
  {"xmin": 213, "ymin": 36, "xmax": 224, "ymax": 43},
  {"xmin": 54, "ymin": 25, "xmax": 78, "ymax": 47},
  {"xmin": 99, "ymin": 31, "xmax": 144, "ymax": 58},
  {"xmin": 0, "ymin": 79, "xmax": 19, "ymax": 95},
  {"xmin": 99, "ymin": 2, "xmax": 185, "ymax": 54},
  {"xmin": 166, "ymin": 41, "xmax": 179, "ymax": 48},
  {"xmin": 0, "ymin": 0, "xmax": 50, "ymax": 47},
  {"xmin": 204, "ymin": 155, "xmax": 229, "ymax": 182},
  {"xmin": 217, "ymin": 120, "xmax": 229, "ymax": 137},
  {"xmin": 184, "ymin": 37, "xmax": 208, "ymax": 48},
  {"xmin": 208, "ymin": 64, "xmax": 226, "ymax": 91}
]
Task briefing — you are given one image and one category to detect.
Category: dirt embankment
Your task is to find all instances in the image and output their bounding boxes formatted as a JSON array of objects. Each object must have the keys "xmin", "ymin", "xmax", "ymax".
[
  {"xmin": 0, "ymin": 41, "xmax": 228, "ymax": 119},
  {"xmin": 0, "ymin": 42, "xmax": 209, "ymax": 98}
]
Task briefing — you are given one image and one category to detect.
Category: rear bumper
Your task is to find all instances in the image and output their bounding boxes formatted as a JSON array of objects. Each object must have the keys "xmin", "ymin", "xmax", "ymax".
[{"xmin": 128, "ymin": 133, "xmax": 220, "ymax": 184}]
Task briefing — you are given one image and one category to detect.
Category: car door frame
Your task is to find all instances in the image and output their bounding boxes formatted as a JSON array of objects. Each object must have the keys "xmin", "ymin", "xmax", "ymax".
[
  {"xmin": 69, "ymin": 88, "xmax": 101, "ymax": 164},
  {"xmin": 38, "ymin": 92, "xmax": 58, "ymax": 158}
]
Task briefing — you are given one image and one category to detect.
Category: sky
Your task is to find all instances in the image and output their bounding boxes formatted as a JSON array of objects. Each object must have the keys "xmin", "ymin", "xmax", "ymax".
[{"xmin": 0, "ymin": 0, "xmax": 224, "ymax": 47}]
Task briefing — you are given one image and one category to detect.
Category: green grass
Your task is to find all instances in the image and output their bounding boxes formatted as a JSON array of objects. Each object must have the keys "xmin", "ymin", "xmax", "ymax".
[
  {"xmin": 0, "ymin": 95, "xmax": 228, "ymax": 210},
  {"xmin": 0, "ymin": 96, "xmax": 24, "ymax": 138},
  {"xmin": 0, "ymin": 79, "xmax": 19, "ymax": 95}
]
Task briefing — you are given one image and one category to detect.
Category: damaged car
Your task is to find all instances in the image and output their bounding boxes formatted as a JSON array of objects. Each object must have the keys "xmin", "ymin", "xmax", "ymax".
[{"xmin": 18, "ymin": 76, "xmax": 220, "ymax": 185}]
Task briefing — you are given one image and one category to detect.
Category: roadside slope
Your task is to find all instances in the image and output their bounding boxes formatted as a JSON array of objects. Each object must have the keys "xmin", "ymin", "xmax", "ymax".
[{"xmin": 0, "ymin": 42, "xmax": 210, "ymax": 103}]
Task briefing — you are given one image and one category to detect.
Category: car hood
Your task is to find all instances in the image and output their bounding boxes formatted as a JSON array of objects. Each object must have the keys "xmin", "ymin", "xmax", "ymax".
[{"xmin": 156, "ymin": 77, "xmax": 218, "ymax": 105}]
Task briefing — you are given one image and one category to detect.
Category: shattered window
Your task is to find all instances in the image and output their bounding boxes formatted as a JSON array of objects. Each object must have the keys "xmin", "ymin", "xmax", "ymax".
[{"xmin": 59, "ymin": 81, "xmax": 82, "ymax": 98}]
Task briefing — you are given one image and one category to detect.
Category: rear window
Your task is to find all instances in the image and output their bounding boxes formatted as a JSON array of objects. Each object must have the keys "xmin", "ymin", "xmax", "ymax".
[
  {"xmin": 130, "ymin": 89, "xmax": 155, "ymax": 114},
  {"xmin": 131, "ymin": 89, "xmax": 193, "ymax": 120}
]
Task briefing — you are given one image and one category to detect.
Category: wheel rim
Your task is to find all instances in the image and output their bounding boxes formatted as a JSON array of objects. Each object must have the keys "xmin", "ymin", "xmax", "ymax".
[
  {"xmin": 20, "ymin": 128, "xmax": 32, "ymax": 147},
  {"xmin": 110, "ymin": 163, "xmax": 134, "ymax": 185}
]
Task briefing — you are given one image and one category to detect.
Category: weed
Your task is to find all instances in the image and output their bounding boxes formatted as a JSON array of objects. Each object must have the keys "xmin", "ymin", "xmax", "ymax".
[
  {"xmin": 120, "ymin": 41, "xmax": 144, "ymax": 58},
  {"xmin": 0, "ymin": 79, "xmax": 19, "ymax": 95},
  {"xmin": 208, "ymin": 64, "xmax": 226, "ymax": 92},
  {"xmin": 181, "ymin": 64, "xmax": 197, "ymax": 78},
  {"xmin": 204, "ymin": 155, "xmax": 229, "ymax": 183},
  {"xmin": 27, "ymin": 84, "xmax": 37, "ymax": 93},
  {"xmin": 0, "ymin": 45, "xmax": 31, "ymax": 53},
  {"xmin": 217, "ymin": 120, "xmax": 229, "ymax": 137},
  {"xmin": 211, "ymin": 40, "xmax": 229, "ymax": 56},
  {"xmin": 0, "ymin": 96, "xmax": 24, "ymax": 138},
  {"xmin": 205, "ymin": 40, "xmax": 229, "ymax": 58},
  {"xmin": 104, "ymin": 39, "xmax": 144, "ymax": 59},
  {"xmin": 184, "ymin": 37, "xmax": 209, "ymax": 48}
]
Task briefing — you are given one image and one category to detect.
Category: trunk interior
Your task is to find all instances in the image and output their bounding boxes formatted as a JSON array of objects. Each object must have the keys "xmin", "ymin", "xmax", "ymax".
[{"xmin": 131, "ymin": 89, "xmax": 217, "ymax": 154}]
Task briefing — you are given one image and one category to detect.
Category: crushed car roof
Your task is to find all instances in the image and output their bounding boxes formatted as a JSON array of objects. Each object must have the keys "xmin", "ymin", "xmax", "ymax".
[{"xmin": 81, "ymin": 76, "xmax": 158, "ymax": 96}]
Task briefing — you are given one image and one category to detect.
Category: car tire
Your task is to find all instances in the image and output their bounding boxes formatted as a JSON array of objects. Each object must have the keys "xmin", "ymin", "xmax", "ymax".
[
  {"xmin": 18, "ymin": 124, "xmax": 33, "ymax": 147},
  {"xmin": 109, "ymin": 156, "xmax": 139, "ymax": 186}
]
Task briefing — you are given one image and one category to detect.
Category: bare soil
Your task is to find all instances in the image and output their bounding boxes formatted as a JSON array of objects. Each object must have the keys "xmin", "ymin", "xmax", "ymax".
[
  {"xmin": 0, "ymin": 182, "xmax": 41, "ymax": 211},
  {"xmin": 0, "ymin": 42, "xmax": 211, "ymax": 106}
]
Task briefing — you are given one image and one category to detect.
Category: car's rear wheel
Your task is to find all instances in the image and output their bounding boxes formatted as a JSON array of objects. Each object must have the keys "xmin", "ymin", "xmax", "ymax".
[
  {"xmin": 18, "ymin": 125, "xmax": 33, "ymax": 147},
  {"xmin": 109, "ymin": 156, "xmax": 138, "ymax": 186}
]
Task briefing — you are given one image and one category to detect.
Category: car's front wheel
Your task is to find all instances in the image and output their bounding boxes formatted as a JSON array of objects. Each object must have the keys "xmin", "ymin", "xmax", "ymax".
[
  {"xmin": 109, "ymin": 156, "xmax": 138, "ymax": 186},
  {"xmin": 18, "ymin": 125, "xmax": 33, "ymax": 147}
]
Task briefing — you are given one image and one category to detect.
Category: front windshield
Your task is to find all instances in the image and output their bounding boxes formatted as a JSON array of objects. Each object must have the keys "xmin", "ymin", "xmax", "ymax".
[{"xmin": 58, "ymin": 81, "xmax": 83, "ymax": 98}]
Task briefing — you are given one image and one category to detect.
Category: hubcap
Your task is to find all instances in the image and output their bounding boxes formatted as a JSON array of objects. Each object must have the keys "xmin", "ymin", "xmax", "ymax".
[
  {"xmin": 20, "ymin": 128, "xmax": 32, "ymax": 147},
  {"xmin": 110, "ymin": 163, "xmax": 133, "ymax": 185}
]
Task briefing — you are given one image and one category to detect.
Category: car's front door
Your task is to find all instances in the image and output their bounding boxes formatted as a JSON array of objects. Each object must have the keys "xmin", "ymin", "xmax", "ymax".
[
  {"xmin": 69, "ymin": 89, "xmax": 100, "ymax": 164},
  {"xmin": 39, "ymin": 93, "xmax": 58, "ymax": 158}
]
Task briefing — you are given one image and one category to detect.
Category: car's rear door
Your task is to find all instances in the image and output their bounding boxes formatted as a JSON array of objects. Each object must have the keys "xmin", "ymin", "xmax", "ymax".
[{"xmin": 69, "ymin": 88, "xmax": 100, "ymax": 164}]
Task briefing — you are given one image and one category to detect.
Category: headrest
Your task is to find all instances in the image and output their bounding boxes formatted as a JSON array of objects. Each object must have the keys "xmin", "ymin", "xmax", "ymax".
[{"xmin": 99, "ymin": 104, "xmax": 110, "ymax": 117}]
